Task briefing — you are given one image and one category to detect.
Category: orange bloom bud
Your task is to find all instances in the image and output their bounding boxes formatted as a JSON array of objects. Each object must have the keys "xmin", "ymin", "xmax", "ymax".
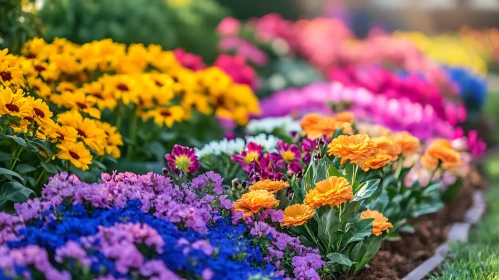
[
  {"xmin": 282, "ymin": 204, "xmax": 316, "ymax": 227},
  {"xmin": 234, "ymin": 190, "xmax": 279, "ymax": 218},
  {"xmin": 305, "ymin": 176, "xmax": 354, "ymax": 208},
  {"xmin": 360, "ymin": 210, "xmax": 393, "ymax": 236},
  {"xmin": 392, "ymin": 132, "xmax": 420, "ymax": 156},
  {"xmin": 249, "ymin": 179, "xmax": 290, "ymax": 193}
]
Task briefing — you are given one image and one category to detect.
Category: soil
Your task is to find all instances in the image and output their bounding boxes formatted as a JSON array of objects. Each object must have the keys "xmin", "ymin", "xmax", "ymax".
[{"xmin": 336, "ymin": 168, "xmax": 484, "ymax": 280}]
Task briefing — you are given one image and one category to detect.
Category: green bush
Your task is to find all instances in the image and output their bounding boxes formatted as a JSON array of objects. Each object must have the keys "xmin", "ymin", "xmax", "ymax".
[
  {"xmin": 0, "ymin": 0, "xmax": 40, "ymax": 54},
  {"xmin": 38, "ymin": 0, "xmax": 227, "ymax": 61}
]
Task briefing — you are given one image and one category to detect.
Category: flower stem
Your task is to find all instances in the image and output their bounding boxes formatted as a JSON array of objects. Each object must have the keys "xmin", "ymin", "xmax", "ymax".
[
  {"xmin": 394, "ymin": 156, "xmax": 404, "ymax": 180},
  {"xmin": 35, "ymin": 170, "xmax": 45, "ymax": 187},
  {"xmin": 126, "ymin": 108, "xmax": 138, "ymax": 160},
  {"xmin": 10, "ymin": 146, "xmax": 23, "ymax": 170}
]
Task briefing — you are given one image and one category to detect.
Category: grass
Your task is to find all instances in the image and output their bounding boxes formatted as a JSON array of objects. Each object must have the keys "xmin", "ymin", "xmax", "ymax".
[{"xmin": 429, "ymin": 156, "xmax": 499, "ymax": 280}]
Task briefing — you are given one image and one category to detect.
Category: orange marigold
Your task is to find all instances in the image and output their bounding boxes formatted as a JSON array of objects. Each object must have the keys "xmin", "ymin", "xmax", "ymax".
[
  {"xmin": 426, "ymin": 142, "xmax": 462, "ymax": 169},
  {"xmin": 361, "ymin": 151, "xmax": 395, "ymax": 171},
  {"xmin": 392, "ymin": 132, "xmax": 420, "ymax": 156},
  {"xmin": 233, "ymin": 190, "xmax": 279, "ymax": 218},
  {"xmin": 335, "ymin": 111, "xmax": 355, "ymax": 123},
  {"xmin": 372, "ymin": 136, "xmax": 401, "ymax": 161},
  {"xmin": 281, "ymin": 204, "xmax": 316, "ymax": 227},
  {"xmin": 420, "ymin": 153, "xmax": 439, "ymax": 170},
  {"xmin": 304, "ymin": 176, "xmax": 354, "ymax": 208},
  {"xmin": 327, "ymin": 134, "xmax": 378, "ymax": 165},
  {"xmin": 249, "ymin": 179, "xmax": 290, "ymax": 193},
  {"xmin": 360, "ymin": 210, "xmax": 393, "ymax": 236},
  {"xmin": 305, "ymin": 117, "xmax": 339, "ymax": 139},
  {"xmin": 300, "ymin": 113, "xmax": 321, "ymax": 135}
]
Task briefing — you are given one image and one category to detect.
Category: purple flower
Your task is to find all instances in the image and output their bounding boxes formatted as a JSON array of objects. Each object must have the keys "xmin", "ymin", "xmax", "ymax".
[
  {"xmin": 231, "ymin": 142, "xmax": 263, "ymax": 165},
  {"xmin": 165, "ymin": 145, "xmax": 200, "ymax": 173},
  {"xmin": 277, "ymin": 140, "xmax": 301, "ymax": 164}
]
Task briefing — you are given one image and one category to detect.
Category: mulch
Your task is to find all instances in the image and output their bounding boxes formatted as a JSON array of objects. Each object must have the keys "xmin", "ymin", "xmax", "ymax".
[{"xmin": 336, "ymin": 168, "xmax": 484, "ymax": 280}]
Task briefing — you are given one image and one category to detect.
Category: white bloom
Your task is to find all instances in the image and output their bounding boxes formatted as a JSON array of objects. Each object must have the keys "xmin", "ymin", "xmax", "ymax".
[
  {"xmin": 196, "ymin": 133, "xmax": 280, "ymax": 158},
  {"xmin": 246, "ymin": 116, "xmax": 301, "ymax": 135}
]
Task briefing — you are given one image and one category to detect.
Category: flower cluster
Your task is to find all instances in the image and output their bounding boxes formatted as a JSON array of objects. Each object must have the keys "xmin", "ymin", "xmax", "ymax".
[{"xmin": 0, "ymin": 171, "xmax": 323, "ymax": 279}]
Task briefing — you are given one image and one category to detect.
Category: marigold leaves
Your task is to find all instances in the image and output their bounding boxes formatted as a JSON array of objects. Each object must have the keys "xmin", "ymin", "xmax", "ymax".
[
  {"xmin": 319, "ymin": 207, "xmax": 340, "ymax": 249},
  {"xmin": 326, "ymin": 164, "xmax": 343, "ymax": 178},
  {"xmin": 349, "ymin": 235, "xmax": 383, "ymax": 273},
  {"xmin": 353, "ymin": 179, "xmax": 380, "ymax": 202},
  {"xmin": 326, "ymin": 252, "xmax": 353, "ymax": 267},
  {"xmin": 339, "ymin": 219, "xmax": 373, "ymax": 252},
  {"xmin": 40, "ymin": 162, "xmax": 58, "ymax": 174},
  {"xmin": 0, "ymin": 181, "xmax": 33, "ymax": 209}
]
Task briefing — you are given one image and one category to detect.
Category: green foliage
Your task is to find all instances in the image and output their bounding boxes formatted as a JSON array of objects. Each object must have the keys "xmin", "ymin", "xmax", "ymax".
[
  {"xmin": 0, "ymin": 0, "xmax": 41, "ymax": 54},
  {"xmin": 38, "ymin": 0, "xmax": 227, "ymax": 61},
  {"xmin": 430, "ymin": 184, "xmax": 499, "ymax": 279}
]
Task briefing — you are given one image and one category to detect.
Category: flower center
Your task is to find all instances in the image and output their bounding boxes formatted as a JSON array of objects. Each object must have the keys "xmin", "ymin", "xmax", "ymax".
[
  {"xmin": 160, "ymin": 110, "xmax": 171, "ymax": 117},
  {"xmin": 282, "ymin": 151, "xmax": 295, "ymax": 163},
  {"xmin": 69, "ymin": 151, "xmax": 80, "ymax": 160},
  {"xmin": 57, "ymin": 132, "xmax": 65, "ymax": 141},
  {"xmin": 0, "ymin": 71, "xmax": 12, "ymax": 81},
  {"xmin": 34, "ymin": 108, "xmax": 45, "ymax": 118},
  {"xmin": 245, "ymin": 152, "xmax": 259, "ymax": 164},
  {"xmin": 116, "ymin": 83, "xmax": 129, "ymax": 91},
  {"xmin": 76, "ymin": 102, "xmax": 87, "ymax": 109},
  {"xmin": 77, "ymin": 129, "xmax": 87, "ymax": 138},
  {"xmin": 34, "ymin": 65, "xmax": 46, "ymax": 72},
  {"xmin": 5, "ymin": 103, "xmax": 19, "ymax": 112},
  {"xmin": 175, "ymin": 155, "xmax": 191, "ymax": 172},
  {"xmin": 24, "ymin": 116, "xmax": 34, "ymax": 122}
]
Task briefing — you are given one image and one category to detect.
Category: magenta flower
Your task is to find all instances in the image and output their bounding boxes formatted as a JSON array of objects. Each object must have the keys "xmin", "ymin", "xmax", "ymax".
[
  {"xmin": 214, "ymin": 54, "xmax": 258, "ymax": 89},
  {"xmin": 217, "ymin": 17, "xmax": 241, "ymax": 36},
  {"xmin": 231, "ymin": 142, "xmax": 263, "ymax": 165},
  {"xmin": 173, "ymin": 49, "xmax": 206, "ymax": 71},
  {"xmin": 276, "ymin": 140, "xmax": 301, "ymax": 164},
  {"xmin": 165, "ymin": 145, "xmax": 200, "ymax": 173}
]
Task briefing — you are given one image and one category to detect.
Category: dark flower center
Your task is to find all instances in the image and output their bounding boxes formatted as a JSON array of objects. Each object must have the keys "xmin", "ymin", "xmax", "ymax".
[
  {"xmin": 93, "ymin": 93, "xmax": 103, "ymax": 99},
  {"xmin": 117, "ymin": 83, "xmax": 129, "ymax": 91},
  {"xmin": 5, "ymin": 103, "xmax": 19, "ymax": 112},
  {"xmin": 25, "ymin": 53, "xmax": 36, "ymax": 59},
  {"xmin": 160, "ymin": 110, "xmax": 171, "ymax": 117},
  {"xmin": 34, "ymin": 108, "xmax": 45, "ymax": 118},
  {"xmin": 76, "ymin": 102, "xmax": 87, "ymax": 109},
  {"xmin": 69, "ymin": 151, "xmax": 80, "ymax": 159},
  {"xmin": 0, "ymin": 71, "xmax": 13, "ymax": 81},
  {"xmin": 155, "ymin": 81, "xmax": 163, "ymax": 87},
  {"xmin": 57, "ymin": 133, "xmax": 65, "ymax": 140},
  {"xmin": 77, "ymin": 129, "xmax": 87, "ymax": 137},
  {"xmin": 24, "ymin": 116, "xmax": 34, "ymax": 122},
  {"xmin": 34, "ymin": 65, "xmax": 46, "ymax": 72}
]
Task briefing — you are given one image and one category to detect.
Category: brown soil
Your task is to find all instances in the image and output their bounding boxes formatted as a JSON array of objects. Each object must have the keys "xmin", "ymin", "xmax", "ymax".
[{"xmin": 337, "ymin": 169, "xmax": 484, "ymax": 280}]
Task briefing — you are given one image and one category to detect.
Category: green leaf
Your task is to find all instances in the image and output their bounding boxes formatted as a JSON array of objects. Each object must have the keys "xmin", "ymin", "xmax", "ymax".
[
  {"xmin": 40, "ymin": 162, "xmax": 58, "ymax": 174},
  {"xmin": 340, "ymin": 219, "xmax": 373, "ymax": 251},
  {"xmin": 353, "ymin": 179, "xmax": 380, "ymax": 201},
  {"xmin": 0, "ymin": 152, "xmax": 14, "ymax": 162},
  {"xmin": 326, "ymin": 164, "xmax": 343, "ymax": 178},
  {"xmin": 0, "ymin": 168, "xmax": 24, "ymax": 181},
  {"xmin": 351, "ymin": 235, "xmax": 383, "ymax": 273},
  {"xmin": 145, "ymin": 141, "xmax": 166, "ymax": 163},
  {"xmin": 332, "ymin": 128, "xmax": 343, "ymax": 139},
  {"xmin": 15, "ymin": 164, "xmax": 36, "ymax": 174},
  {"xmin": 326, "ymin": 253, "xmax": 353, "ymax": 267},
  {"xmin": 318, "ymin": 207, "xmax": 340, "ymax": 250},
  {"xmin": 6, "ymin": 135, "xmax": 26, "ymax": 146},
  {"xmin": 0, "ymin": 181, "xmax": 33, "ymax": 209}
]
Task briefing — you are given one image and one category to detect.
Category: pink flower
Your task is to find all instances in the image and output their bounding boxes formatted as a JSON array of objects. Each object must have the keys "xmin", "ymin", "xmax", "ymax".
[
  {"xmin": 217, "ymin": 17, "xmax": 241, "ymax": 36},
  {"xmin": 173, "ymin": 49, "xmax": 206, "ymax": 71},
  {"xmin": 231, "ymin": 142, "xmax": 263, "ymax": 165},
  {"xmin": 214, "ymin": 54, "xmax": 258, "ymax": 89},
  {"xmin": 165, "ymin": 145, "xmax": 200, "ymax": 173},
  {"xmin": 276, "ymin": 140, "xmax": 301, "ymax": 164}
]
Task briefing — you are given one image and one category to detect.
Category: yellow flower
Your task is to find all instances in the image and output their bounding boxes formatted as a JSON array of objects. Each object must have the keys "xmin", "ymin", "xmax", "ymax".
[
  {"xmin": 95, "ymin": 121, "xmax": 123, "ymax": 158},
  {"xmin": 233, "ymin": 190, "xmax": 279, "ymax": 218},
  {"xmin": 57, "ymin": 111, "xmax": 106, "ymax": 153},
  {"xmin": 102, "ymin": 75, "xmax": 140, "ymax": 105},
  {"xmin": 145, "ymin": 106, "xmax": 184, "ymax": 128},
  {"xmin": 59, "ymin": 90, "xmax": 101, "ymax": 119},
  {"xmin": 82, "ymin": 81, "xmax": 117, "ymax": 111},
  {"xmin": 305, "ymin": 176, "xmax": 354, "ymax": 208},
  {"xmin": 360, "ymin": 210, "xmax": 393, "ymax": 236},
  {"xmin": 48, "ymin": 123, "xmax": 78, "ymax": 143},
  {"xmin": 249, "ymin": 179, "xmax": 290, "ymax": 193},
  {"xmin": 392, "ymin": 132, "xmax": 420, "ymax": 157},
  {"xmin": 0, "ymin": 87, "xmax": 31, "ymax": 119},
  {"xmin": 56, "ymin": 141, "xmax": 93, "ymax": 170},
  {"xmin": 25, "ymin": 96, "xmax": 53, "ymax": 125},
  {"xmin": 282, "ymin": 204, "xmax": 316, "ymax": 227},
  {"xmin": 327, "ymin": 134, "xmax": 378, "ymax": 165},
  {"xmin": 361, "ymin": 151, "xmax": 395, "ymax": 171}
]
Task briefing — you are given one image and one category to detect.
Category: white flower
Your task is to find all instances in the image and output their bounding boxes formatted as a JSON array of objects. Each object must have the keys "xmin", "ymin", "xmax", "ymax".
[
  {"xmin": 246, "ymin": 116, "xmax": 301, "ymax": 135},
  {"xmin": 196, "ymin": 134, "xmax": 280, "ymax": 158}
]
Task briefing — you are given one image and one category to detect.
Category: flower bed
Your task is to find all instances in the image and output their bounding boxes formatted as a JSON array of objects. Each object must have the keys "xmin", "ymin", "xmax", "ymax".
[{"xmin": 0, "ymin": 13, "xmax": 493, "ymax": 280}]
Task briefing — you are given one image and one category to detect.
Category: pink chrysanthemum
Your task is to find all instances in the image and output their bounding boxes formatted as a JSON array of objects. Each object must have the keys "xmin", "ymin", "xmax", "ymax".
[{"xmin": 165, "ymin": 145, "xmax": 200, "ymax": 173}]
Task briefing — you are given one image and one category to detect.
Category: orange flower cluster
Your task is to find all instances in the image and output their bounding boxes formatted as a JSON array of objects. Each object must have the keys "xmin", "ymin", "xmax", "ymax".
[
  {"xmin": 360, "ymin": 210, "xmax": 393, "ymax": 236},
  {"xmin": 421, "ymin": 139, "xmax": 462, "ymax": 170},
  {"xmin": 327, "ymin": 134, "xmax": 378, "ymax": 165},
  {"xmin": 234, "ymin": 189, "xmax": 279, "ymax": 218},
  {"xmin": 282, "ymin": 204, "xmax": 316, "ymax": 227},
  {"xmin": 249, "ymin": 179, "xmax": 290, "ymax": 192},
  {"xmin": 300, "ymin": 113, "xmax": 353, "ymax": 140},
  {"xmin": 304, "ymin": 176, "xmax": 354, "ymax": 208}
]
